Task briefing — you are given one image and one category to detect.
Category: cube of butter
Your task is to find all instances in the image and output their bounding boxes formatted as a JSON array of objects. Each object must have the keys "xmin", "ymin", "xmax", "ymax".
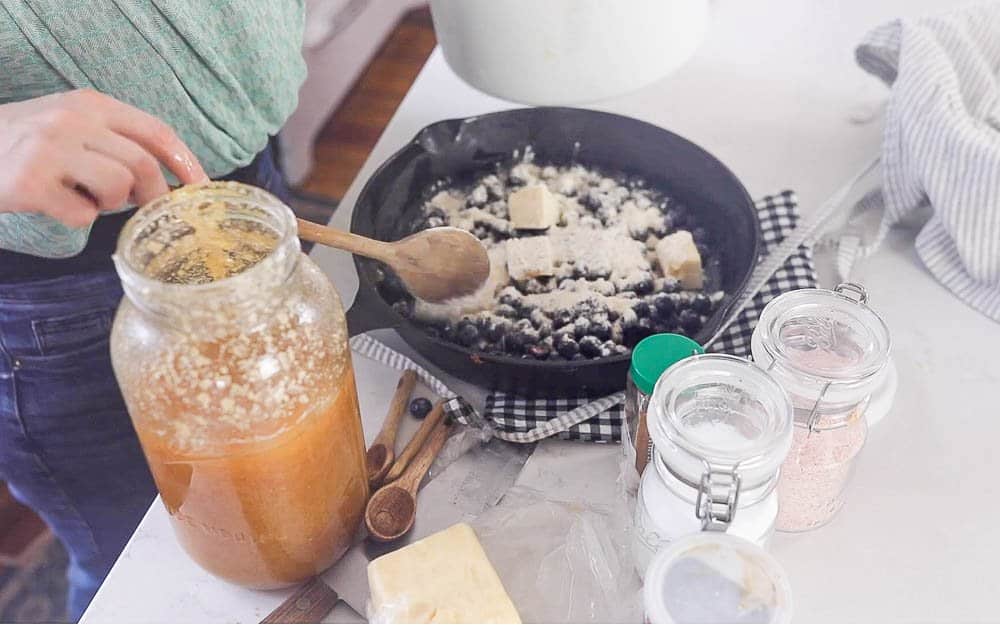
[
  {"xmin": 505, "ymin": 236, "xmax": 554, "ymax": 281},
  {"xmin": 656, "ymin": 230, "xmax": 704, "ymax": 289},
  {"xmin": 367, "ymin": 523, "xmax": 521, "ymax": 624},
  {"xmin": 508, "ymin": 184, "xmax": 559, "ymax": 230}
]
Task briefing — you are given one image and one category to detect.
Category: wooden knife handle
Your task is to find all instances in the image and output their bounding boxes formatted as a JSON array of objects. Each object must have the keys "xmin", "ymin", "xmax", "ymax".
[{"xmin": 260, "ymin": 577, "xmax": 339, "ymax": 624}]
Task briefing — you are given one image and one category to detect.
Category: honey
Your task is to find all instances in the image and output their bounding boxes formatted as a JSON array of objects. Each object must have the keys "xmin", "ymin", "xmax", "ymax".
[
  {"xmin": 141, "ymin": 361, "xmax": 366, "ymax": 587},
  {"xmin": 111, "ymin": 182, "xmax": 368, "ymax": 587}
]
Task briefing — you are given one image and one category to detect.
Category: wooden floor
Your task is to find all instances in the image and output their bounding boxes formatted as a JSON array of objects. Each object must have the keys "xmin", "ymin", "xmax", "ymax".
[
  {"xmin": 300, "ymin": 6, "xmax": 437, "ymax": 200},
  {"xmin": 0, "ymin": 6, "xmax": 437, "ymax": 565}
]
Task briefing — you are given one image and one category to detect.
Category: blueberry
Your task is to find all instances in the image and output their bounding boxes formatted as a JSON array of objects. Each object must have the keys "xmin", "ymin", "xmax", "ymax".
[
  {"xmin": 573, "ymin": 317, "xmax": 591, "ymax": 338},
  {"xmin": 514, "ymin": 318, "xmax": 534, "ymax": 332},
  {"xmin": 509, "ymin": 329, "xmax": 539, "ymax": 353},
  {"xmin": 499, "ymin": 291, "xmax": 521, "ymax": 307},
  {"xmin": 473, "ymin": 226, "xmax": 489, "ymax": 240},
  {"xmin": 495, "ymin": 304, "xmax": 519, "ymax": 318},
  {"xmin": 440, "ymin": 322, "xmax": 456, "ymax": 340},
  {"xmin": 590, "ymin": 320, "xmax": 612, "ymax": 341},
  {"xmin": 409, "ymin": 397, "xmax": 432, "ymax": 419},
  {"xmin": 529, "ymin": 309, "xmax": 551, "ymax": 330},
  {"xmin": 579, "ymin": 335, "xmax": 603, "ymax": 358},
  {"xmin": 552, "ymin": 308, "xmax": 575, "ymax": 328},
  {"xmin": 484, "ymin": 319, "xmax": 508, "ymax": 342},
  {"xmin": 652, "ymin": 293, "xmax": 675, "ymax": 318},
  {"xmin": 634, "ymin": 277, "xmax": 654, "ymax": 295},
  {"xmin": 679, "ymin": 309, "xmax": 703, "ymax": 334},
  {"xmin": 613, "ymin": 344, "xmax": 630, "ymax": 356},
  {"xmin": 456, "ymin": 321, "xmax": 479, "ymax": 347},
  {"xmin": 527, "ymin": 343, "xmax": 551, "ymax": 360},
  {"xmin": 661, "ymin": 277, "xmax": 681, "ymax": 293},
  {"xmin": 623, "ymin": 317, "xmax": 655, "ymax": 348},
  {"xmin": 633, "ymin": 300, "xmax": 652, "ymax": 318},
  {"xmin": 555, "ymin": 335, "xmax": 580, "ymax": 358},
  {"xmin": 601, "ymin": 340, "xmax": 618, "ymax": 357},
  {"xmin": 692, "ymin": 293, "xmax": 712, "ymax": 315}
]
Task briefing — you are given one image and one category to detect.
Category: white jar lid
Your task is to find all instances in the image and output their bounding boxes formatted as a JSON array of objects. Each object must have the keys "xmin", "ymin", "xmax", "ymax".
[
  {"xmin": 648, "ymin": 354, "xmax": 794, "ymax": 491},
  {"xmin": 643, "ymin": 532, "xmax": 792, "ymax": 624}
]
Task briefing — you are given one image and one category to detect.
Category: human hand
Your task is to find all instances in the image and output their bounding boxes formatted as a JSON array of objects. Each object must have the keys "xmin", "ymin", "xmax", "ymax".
[{"xmin": 0, "ymin": 89, "xmax": 208, "ymax": 228}]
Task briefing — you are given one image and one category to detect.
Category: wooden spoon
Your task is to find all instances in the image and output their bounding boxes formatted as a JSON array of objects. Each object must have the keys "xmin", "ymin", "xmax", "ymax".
[
  {"xmin": 382, "ymin": 400, "xmax": 446, "ymax": 484},
  {"xmin": 365, "ymin": 422, "xmax": 451, "ymax": 542},
  {"xmin": 366, "ymin": 370, "xmax": 417, "ymax": 490},
  {"xmin": 296, "ymin": 218, "xmax": 490, "ymax": 303}
]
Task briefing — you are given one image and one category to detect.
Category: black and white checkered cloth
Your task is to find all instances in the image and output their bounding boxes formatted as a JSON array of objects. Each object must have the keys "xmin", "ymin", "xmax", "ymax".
[{"xmin": 350, "ymin": 191, "xmax": 817, "ymax": 444}]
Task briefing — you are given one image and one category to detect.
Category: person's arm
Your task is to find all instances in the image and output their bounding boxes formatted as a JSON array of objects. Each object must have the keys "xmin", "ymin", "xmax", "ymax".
[{"xmin": 0, "ymin": 89, "xmax": 207, "ymax": 228}]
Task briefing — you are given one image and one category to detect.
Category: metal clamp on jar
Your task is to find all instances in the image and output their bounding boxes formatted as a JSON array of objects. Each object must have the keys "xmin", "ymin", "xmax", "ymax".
[
  {"xmin": 750, "ymin": 283, "xmax": 892, "ymax": 532},
  {"xmin": 632, "ymin": 354, "xmax": 793, "ymax": 577}
]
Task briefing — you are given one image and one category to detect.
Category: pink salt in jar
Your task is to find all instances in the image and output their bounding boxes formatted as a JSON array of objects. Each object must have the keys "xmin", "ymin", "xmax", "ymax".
[{"xmin": 750, "ymin": 283, "xmax": 891, "ymax": 532}]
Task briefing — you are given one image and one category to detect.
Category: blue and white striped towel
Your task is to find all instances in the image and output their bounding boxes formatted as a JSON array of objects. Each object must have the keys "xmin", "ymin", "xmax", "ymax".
[{"xmin": 846, "ymin": 4, "xmax": 1000, "ymax": 321}]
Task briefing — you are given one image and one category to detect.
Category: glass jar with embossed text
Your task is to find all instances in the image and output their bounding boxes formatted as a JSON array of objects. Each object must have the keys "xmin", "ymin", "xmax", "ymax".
[
  {"xmin": 110, "ymin": 182, "xmax": 368, "ymax": 588},
  {"xmin": 751, "ymin": 283, "xmax": 891, "ymax": 532}
]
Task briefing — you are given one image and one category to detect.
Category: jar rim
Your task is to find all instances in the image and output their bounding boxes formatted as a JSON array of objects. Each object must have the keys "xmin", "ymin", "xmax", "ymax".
[
  {"xmin": 113, "ymin": 182, "xmax": 300, "ymax": 308},
  {"xmin": 754, "ymin": 286, "xmax": 891, "ymax": 384},
  {"xmin": 648, "ymin": 354, "xmax": 793, "ymax": 486}
]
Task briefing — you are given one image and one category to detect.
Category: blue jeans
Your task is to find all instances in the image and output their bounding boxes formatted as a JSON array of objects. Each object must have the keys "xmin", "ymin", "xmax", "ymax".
[{"xmin": 0, "ymin": 141, "xmax": 289, "ymax": 621}]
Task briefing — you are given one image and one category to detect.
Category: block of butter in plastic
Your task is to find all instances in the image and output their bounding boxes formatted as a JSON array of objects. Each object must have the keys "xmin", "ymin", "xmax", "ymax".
[{"xmin": 367, "ymin": 523, "xmax": 521, "ymax": 624}]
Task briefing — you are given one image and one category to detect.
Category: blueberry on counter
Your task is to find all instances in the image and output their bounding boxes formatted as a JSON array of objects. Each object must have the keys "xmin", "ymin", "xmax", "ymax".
[
  {"xmin": 409, "ymin": 397, "xmax": 432, "ymax": 419},
  {"xmin": 578, "ymin": 335, "xmax": 603, "ymax": 358}
]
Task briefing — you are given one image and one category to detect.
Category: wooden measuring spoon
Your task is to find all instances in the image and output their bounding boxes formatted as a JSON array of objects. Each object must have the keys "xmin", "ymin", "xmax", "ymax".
[
  {"xmin": 296, "ymin": 218, "xmax": 489, "ymax": 303},
  {"xmin": 366, "ymin": 370, "xmax": 417, "ymax": 490},
  {"xmin": 365, "ymin": 421, "xmax": 451, "ymax": 542},
  {"xmin": 382, "ymin": 400, "xmax": 446, "ymax": 484}
]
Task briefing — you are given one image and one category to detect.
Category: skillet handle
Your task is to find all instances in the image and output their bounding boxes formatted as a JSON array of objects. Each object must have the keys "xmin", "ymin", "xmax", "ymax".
[{"xmin": 346, "ymin": 278, "xmax": 397, "ymax": 337}]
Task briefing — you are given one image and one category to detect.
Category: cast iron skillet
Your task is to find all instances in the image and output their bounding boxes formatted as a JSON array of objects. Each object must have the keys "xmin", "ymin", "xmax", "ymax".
[{"xmin": 346, "ymin": 107, "xmax": 759, "ymax": 397}]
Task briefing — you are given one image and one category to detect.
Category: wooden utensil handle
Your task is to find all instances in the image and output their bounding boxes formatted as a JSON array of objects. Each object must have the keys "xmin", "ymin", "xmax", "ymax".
[
  {"xmin": 398, "ymin": 422, "xmax": 451, "ymax": 492},
  {"xmin": 260, "ymin": 577, "xmax": 339, "ymax": 624},
  {"xmin": 371, "ymin": 370, "xmax": 417, "ymax": 448},
  {"xmin": 384, "ymin": 401, "xmax": 446, "ymax": 483},
  {"xmin": 296, "ymin": 218, "xmax": 391, "ymax": 260}
]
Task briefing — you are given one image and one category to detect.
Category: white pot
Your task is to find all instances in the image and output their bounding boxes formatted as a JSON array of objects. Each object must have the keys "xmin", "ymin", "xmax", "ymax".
[{"xmin": 429, "ymin": 0, "xmax": 710, "ymax": 105}]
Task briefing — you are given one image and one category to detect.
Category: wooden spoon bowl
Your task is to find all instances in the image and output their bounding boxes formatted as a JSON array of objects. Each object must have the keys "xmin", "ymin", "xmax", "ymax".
[
  {"xmin": 366, "ymin": 421, "xmax": 451, "ymax": 543},
  {"xmin": 297, "ymin": 219, "xmax": 490, "ymax": 303},
  {"xmin": 365, "ymin": 371, "xmax": 417, "ymax": 490}
]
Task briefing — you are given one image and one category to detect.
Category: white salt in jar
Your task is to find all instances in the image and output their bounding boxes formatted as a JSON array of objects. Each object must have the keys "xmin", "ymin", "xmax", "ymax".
[
  {"xmin": 632, "ymin": 354, "xmax": 793, "ymax": 577},
  {"xmin": 751, "ymin": 283, "xmax": 891, "ymax": 532}
]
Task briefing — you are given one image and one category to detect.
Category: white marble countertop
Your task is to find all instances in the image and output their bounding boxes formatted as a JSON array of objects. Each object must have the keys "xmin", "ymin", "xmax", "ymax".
[{"xmin": 83, "ymin": 0, "xmax": 1000, "ymax": 622}]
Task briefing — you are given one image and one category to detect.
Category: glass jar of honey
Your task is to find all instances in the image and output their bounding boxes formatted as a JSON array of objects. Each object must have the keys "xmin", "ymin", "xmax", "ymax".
[{"xmin": 110, "ymin": 182, "xmax": 368, "ymax": 588}]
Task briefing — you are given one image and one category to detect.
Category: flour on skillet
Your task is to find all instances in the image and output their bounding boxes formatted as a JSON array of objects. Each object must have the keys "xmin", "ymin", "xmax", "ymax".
[{"xmin": 390, "ymin": 148, "xmax": 725, "ymax": 360}]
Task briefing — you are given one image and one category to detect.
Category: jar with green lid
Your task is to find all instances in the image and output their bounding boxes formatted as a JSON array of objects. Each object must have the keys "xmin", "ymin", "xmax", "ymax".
[{"xmin": 622, "ymin": 334, "xmax": 703, "ymax": 493}]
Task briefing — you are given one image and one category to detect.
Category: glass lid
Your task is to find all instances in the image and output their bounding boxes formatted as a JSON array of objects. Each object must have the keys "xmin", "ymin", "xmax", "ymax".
[
  {"xmin": 647, "ymin": 354, "xmax": 793, "ymax": 488},
  {"xmin": 755, "ymin": 283, "xmax": 891, "ymax": 383}
]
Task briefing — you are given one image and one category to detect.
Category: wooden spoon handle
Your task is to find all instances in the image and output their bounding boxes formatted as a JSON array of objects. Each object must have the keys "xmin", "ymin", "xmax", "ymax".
[
  {"xmin": 260, "ymin": 577, "xmax": 339, "ymax": 623},
  {"xmin": 384, "ymin": 401, "xmax": 446, "ymax": 483},
  {"xmin": 296, "ymin": 218, "xmax": 391, "ymax": 260},
  {"xmin": 371, "ymin": 370, "xmax": 417, "ymax": 448},
  {"xmin": 397, "ymin": 422, "xmax": 451, "ymax": 493}
]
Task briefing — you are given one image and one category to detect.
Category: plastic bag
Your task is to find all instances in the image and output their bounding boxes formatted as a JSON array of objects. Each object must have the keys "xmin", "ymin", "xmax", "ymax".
[{"xmin": 471, "ymin": 486, "xmax": 643, "ymax": 623}]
